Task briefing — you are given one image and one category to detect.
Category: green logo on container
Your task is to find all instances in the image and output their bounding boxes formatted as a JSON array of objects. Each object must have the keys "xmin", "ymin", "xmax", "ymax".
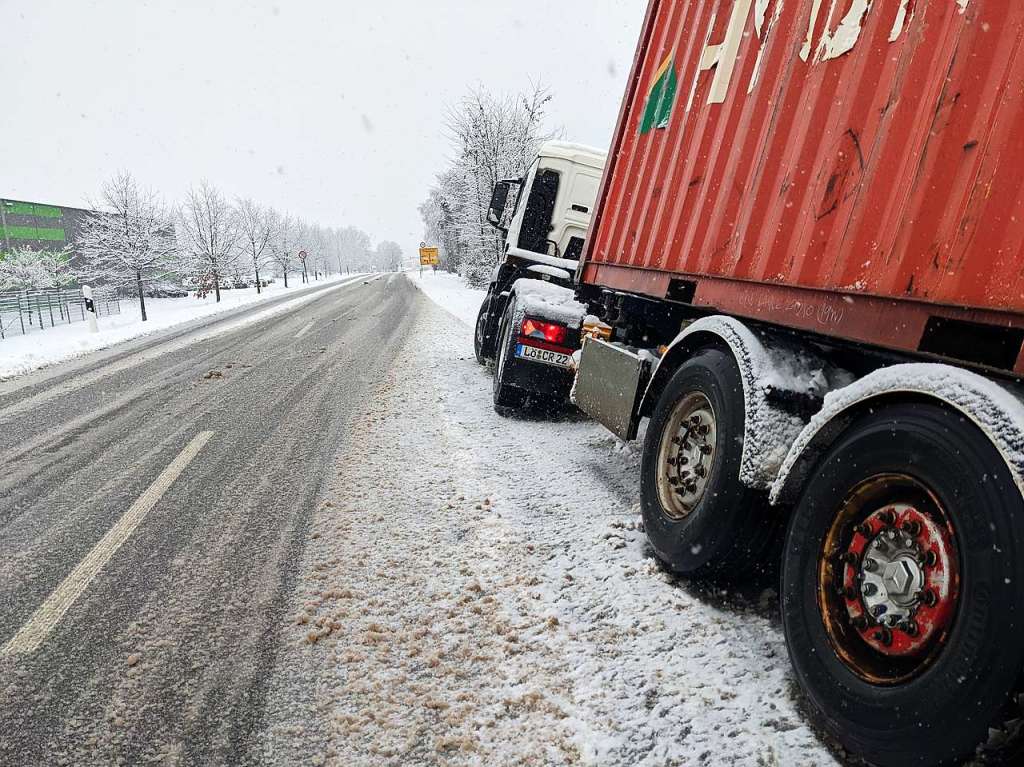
[{"xmin": 640, "ymin": 53, "xmax": 678, "ymax": 134}]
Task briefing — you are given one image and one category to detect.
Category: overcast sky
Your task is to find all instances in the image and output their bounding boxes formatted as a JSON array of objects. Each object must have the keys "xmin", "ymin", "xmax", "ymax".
[{"xmin": 2, "ymin": 0, "xmax": 644, "ymax": 253}]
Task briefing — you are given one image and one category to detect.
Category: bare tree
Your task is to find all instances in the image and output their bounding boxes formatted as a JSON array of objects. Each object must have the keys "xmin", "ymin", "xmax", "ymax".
[
  {"xmin": 269, "ymin": 212, "xmax": 296, "ymax": 288},
  {"xmin": 178, "ymin": 181, "xmax": 240, "ymax": 302},
  {"xmin": 74, "ymin": 172, "xmax": 177, "ymax": 321},
  {"xmin": 236, "ymin": 198, "xmax": 276, "ymax": 294}
]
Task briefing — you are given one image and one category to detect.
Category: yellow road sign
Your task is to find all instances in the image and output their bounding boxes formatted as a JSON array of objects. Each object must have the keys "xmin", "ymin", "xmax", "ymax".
[{"xmin": 419, "ymin": 247, "xmax": 439, "ymax": 266}]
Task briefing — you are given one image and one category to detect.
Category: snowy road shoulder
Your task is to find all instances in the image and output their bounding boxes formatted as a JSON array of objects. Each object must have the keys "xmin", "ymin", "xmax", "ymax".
[
  {"xmin": 262, "ymin": 286, "xmax": 840, "ymax": 765},
  {"xmin": 405, "ymin": 270, "xmax": 485, "ymax": 327}
]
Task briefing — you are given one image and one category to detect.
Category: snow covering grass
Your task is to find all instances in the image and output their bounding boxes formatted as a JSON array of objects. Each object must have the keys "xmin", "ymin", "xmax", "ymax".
[
  {"xmin": 0, "ymin": 274, "xmax": 362, "ymax": 380},
  {"xmin": 406, "ymin": 269, "xmax": 486, "ymax": 327},
  {"xmin": 263, "ymin": 277, "xmax": 842, "ymax": 766}
]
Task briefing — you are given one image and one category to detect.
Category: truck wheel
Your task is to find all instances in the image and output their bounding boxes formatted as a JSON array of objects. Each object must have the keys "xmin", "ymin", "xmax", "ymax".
[
  {"xmin": 492, "ymin": 301, "xmax": 526, "ymax": 412},
  {"xmin": 474, "ymin": 296, "xmax": 492, "ymax": 365},
  {"xmin": 781, "ymin": 402, "xmax": 1024, "ymax": 767},
  {"xmin": 640, "ymin": 347, "xmax": 775, "ymax": 581}
]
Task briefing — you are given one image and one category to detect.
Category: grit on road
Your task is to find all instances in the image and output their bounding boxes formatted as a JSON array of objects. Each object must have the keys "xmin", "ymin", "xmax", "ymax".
[{"xmin": 0, "ymin": 273, "xmax": 841, "ymax": 766}]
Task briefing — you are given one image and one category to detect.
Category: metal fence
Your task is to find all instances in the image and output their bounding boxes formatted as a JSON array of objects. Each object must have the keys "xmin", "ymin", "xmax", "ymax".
[{"xmin": 0, "ymin": 287, "xmax": 121, "ymax": 339}]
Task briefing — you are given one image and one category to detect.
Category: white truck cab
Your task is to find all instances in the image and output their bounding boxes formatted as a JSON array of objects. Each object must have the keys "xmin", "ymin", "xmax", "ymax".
[
  {"xmin": 476, "ymin": 141, "xmax": 607, "ymax": 412},
  {"xmin": 498, "ymin": 141, "xmax": 606, "ymax": 262}
]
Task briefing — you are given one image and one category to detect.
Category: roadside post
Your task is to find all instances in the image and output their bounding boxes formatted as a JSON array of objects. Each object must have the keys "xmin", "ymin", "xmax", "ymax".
[
  {"xmin": 418, "ymin": 244, "xmax": 439, "ymax": 277},
  {"xmin": 82, "ymin": 284, "xmax": 99, "ymax": 333}
]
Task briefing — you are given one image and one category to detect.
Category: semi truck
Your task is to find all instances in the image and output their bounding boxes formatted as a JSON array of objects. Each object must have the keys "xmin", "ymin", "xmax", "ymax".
[
  {"xmin": 536, "ymin": 1, "xmax": 1024, "ymax": 765},
  {"xmin": 474, "ymin": 141, "xmax": 606, "ymax": 410}
]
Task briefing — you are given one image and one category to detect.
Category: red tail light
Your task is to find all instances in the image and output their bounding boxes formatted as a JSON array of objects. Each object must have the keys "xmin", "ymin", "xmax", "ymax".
[{"xmin": 521, "ymin": 317, "xmax": 567, "ymax": 345}]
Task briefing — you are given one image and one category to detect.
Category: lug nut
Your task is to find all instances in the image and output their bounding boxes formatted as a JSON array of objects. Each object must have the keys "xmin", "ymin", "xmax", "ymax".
[
  {"xmin": 853, "ymin": 523, "xmax": 871, "ymax": 537},
  {"xmin": 697, "ymin": 424, "xmax": 711, "ymax": 436},
  {"xmin": 902, "ymin": 520, "xmax": 922, "ymax": 536},
  {"xmin": 852, "ymin": 615, "xmax": 869, "ymax": 631},
  {"xmin": 880, "ymin": 509, "xmax": 897, "ymax": 525},
  {"xmin": 689, "ymin": 414, "xmax": 702, "ymax": 426},
  {"xmin": 863, "ymin": 557, "xmax": 878, "ymax": 573},
  {"xmin": 694, "ymin": 465, "xmax": 707, "ymax": 478},
  {"xmin": 685, "ymin": 480, "xmax": 698, "ymax": 493},
  {"xmin": 873, "ymin": 628, "xmax": 893, "ymax": 646},
  {"xmin": 902, "ymin": 619, "xmax": 919, "ymax": 637},
  {"xmin": 921, "ymin": 589, "xmax": 938, "ymax": 607},
  {"xmin": 871, "ymin": 604, "xmax": 888, "ymax": 618},
  {"xmin": 925, "ymin": 550, "xmax": 938, "ymax": 567},
  {"xmin": 862, "ymin": 582, "xmax": 877, "ymax": 597},
  {"xmin": 699, "ymin": 444, "xmax": 712, "ymax": 455}
]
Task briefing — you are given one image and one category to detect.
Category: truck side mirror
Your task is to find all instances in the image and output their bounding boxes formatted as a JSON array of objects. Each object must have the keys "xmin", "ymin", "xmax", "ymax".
[
  {"xmin": 487, "ymin": 181, "xmax": 512, "ymax": 230},
  {"xmin": 487, "ymin": 178, "xmax": 522, "ymax": 231}
]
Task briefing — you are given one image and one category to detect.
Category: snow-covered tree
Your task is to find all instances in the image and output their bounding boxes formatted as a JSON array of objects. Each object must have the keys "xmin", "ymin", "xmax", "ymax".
[
  {"xmin": 74, "ymin": 172, "xmax": 177, "ymax": 321},
  {"xmin": 375, "ymin": 241, "xmax": 403, "ymax": 272},
  {"xmin": 178, "ymin": 181, "xmax": 240, "ymax": 302},
  {"xmin": 336, "ymin": 226, "xmax": 371, "ymax": 274},
  {"xmin": 236, "ymin": 198, "xmax": 276, "ymax": 294},
  {"xmin": 269, "ymin": 212, "xmax": 296, "ymax": 287},
  {"xmin": 420, "ymin": 84, "xmax": 557, "ymax": 286}
]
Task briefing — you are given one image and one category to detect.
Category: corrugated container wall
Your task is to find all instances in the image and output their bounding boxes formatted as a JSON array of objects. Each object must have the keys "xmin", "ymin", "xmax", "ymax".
[{"xmin": 583, "ymin": 0, "xmax": 1024, "ymax": 351}]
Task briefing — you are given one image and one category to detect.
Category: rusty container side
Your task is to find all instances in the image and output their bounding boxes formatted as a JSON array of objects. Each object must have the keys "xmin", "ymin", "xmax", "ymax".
[{"xmin": 583, "ymin": 0, "xmax": 1024, "ymax": 337}]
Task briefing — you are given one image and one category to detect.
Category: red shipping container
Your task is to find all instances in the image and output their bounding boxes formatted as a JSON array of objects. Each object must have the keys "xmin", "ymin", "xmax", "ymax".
[{"xmin": 582, "ymin": 0, "xmax": 1024, "ymax": 373}]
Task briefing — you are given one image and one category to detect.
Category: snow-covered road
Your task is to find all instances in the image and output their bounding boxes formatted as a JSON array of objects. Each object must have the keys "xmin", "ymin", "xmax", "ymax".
[{"xmin": 263, "ymin": 274, "xmax": 842, "ymax": 766}]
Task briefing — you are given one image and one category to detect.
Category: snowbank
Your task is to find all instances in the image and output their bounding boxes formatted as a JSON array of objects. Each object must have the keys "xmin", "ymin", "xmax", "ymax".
[
  {"xmin": 405, "ymin": 269, "xmax": 486, "ymax": 327},
  {"xmin": 0, "ymin": 274, "xmax": 363, "ymax": 380}
]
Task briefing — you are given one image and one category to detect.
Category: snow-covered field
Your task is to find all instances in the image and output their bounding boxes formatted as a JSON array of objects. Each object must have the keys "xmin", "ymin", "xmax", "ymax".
[
  {"xmin": 262, "ymin": 272, "xmax": 840, "ymax": 766},
  {"xmin": 0, "ymin": 275, "xmax": 360, "ymax": 380}
]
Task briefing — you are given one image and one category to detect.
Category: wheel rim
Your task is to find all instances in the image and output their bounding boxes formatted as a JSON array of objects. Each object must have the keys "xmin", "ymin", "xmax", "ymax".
[
  {"xmin": 655, "ymin": 392, "xmax": 717, "ymax": 520},
  {"xmin": 817, "ymin": 473, "xmax": 961, "ymax": 685}
]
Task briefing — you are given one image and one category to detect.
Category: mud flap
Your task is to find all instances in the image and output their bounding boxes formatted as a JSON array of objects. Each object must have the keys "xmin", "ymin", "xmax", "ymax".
[{"xmin": 574, "ymin": 337, "xmax": 651, "ymax": 440}]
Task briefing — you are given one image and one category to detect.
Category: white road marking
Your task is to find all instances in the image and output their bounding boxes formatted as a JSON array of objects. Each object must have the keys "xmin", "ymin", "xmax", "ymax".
[
  {"xmin": 295, "ymin": 321, "xmax": 315, "ymax": 339},
  {"xmin": 0, "ymin": 431, "xmax": 214, "ymax": 656}
]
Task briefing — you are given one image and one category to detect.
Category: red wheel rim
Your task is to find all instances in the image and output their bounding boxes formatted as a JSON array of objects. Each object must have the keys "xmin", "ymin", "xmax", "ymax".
[{"xmin": 817, "ymin": 474, "xmax": 961, "ymax": 685}]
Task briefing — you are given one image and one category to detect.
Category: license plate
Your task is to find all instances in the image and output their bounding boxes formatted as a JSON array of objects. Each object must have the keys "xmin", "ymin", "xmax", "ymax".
[{"xmin": 515, "ymin": 343, "xmax": 571, "ymax": 368}]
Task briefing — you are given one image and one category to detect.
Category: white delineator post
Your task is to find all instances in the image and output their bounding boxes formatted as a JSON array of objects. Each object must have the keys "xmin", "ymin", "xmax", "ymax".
[{"xmin": 82, "ymin": 284, "xmax": 99, "ymax": 333}]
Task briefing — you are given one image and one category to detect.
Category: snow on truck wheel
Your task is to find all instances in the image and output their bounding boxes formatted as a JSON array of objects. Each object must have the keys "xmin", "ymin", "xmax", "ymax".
[
  {"xmin": 493, "ymin": 301, "xmax": 527, "ymax": 411},
  {"xmin": 781, "ymin": 401, "xmax": 1024, "ymax": 767},
  {"xmin": 640, "ymin": 346, "xmax": 779, "ymax": 582},
  {"xmin": 474, "ymin": 295, "xmax": 492, "ymax": 365}
]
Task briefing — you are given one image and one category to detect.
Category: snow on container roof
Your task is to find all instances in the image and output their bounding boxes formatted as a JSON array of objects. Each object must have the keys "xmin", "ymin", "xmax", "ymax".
[{"xmin": 537, "ymin": 140, "xmax": 608, "ymax": 168}]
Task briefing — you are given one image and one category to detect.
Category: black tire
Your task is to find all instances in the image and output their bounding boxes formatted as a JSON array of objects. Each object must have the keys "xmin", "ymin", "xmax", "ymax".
[
  {"xmin": 781, "ymin": 402, "xmax": 1024, "ymax": 767},
  {"xmin": 474, "ymin": 296, "xmax": 492, "ymax": 365},
  {"xmin": 492, "ymin": 301, "xmax": 526, "ymax": 412},
  {"xmin": 640, "ymin": 347, "xmax": 776, "ymax": 582}
]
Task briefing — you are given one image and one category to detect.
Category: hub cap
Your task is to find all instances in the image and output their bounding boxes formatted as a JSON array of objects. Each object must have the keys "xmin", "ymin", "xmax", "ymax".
[
  {"xmin": 656, "ymin": 392, "xmax": 717, "ymax": 520},
  {"xmin": 818, "ymin": 475, "xmax": 960, "ymax": 684}
]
